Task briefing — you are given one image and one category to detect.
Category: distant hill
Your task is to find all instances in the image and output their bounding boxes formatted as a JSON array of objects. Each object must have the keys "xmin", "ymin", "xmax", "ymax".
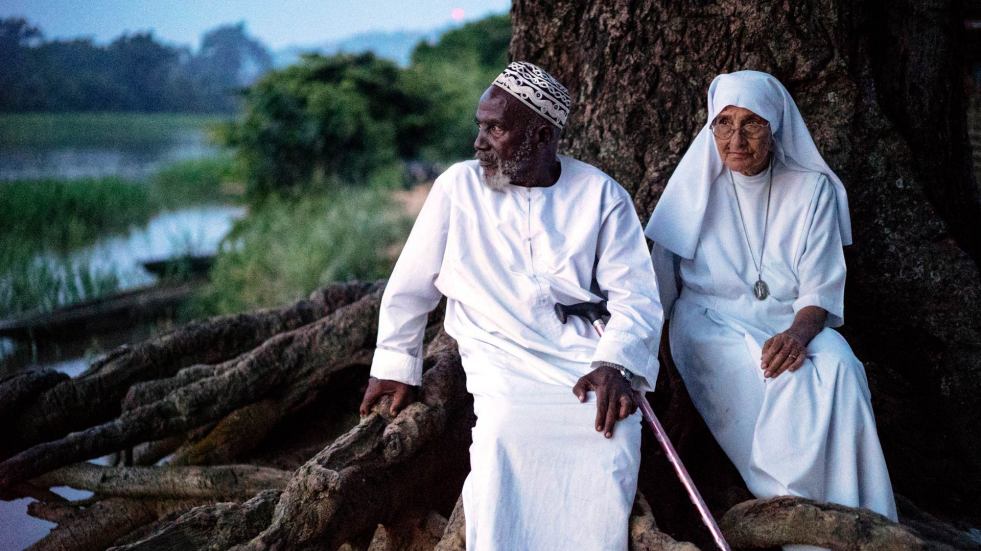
[{"xmin": 273, "ymin": 25, "xmax": 452, "ymax": 67}]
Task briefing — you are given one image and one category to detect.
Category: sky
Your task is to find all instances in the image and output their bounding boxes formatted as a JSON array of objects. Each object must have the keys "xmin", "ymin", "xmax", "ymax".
[{"xmin": 0, "ymin": 0, "xmax": 512, "ymax": 49}]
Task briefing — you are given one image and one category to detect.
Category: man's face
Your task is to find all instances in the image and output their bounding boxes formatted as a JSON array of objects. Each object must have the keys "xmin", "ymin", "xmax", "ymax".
[{"xmin": 473, "ymin": 86, "xmax": 537, "ymax": 189}]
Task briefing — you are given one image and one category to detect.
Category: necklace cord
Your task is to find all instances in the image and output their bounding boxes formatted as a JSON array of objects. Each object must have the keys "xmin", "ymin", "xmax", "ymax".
[{"xmin": 728, "ymin": 166, "xmax": 773, "ymax": 281}]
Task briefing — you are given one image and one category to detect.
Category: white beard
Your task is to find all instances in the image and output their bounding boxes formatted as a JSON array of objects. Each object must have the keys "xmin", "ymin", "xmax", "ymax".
[{"xmin": 479, "ymin": 161, "xmax": 511, "ymax": 191}]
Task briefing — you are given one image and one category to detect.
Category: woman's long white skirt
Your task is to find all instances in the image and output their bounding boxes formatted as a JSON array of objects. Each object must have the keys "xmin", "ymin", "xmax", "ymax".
[
  {"xmin": 463, "ymin": 392, "xmax": 642, "ymax": 551},
  {"xmin": 669, "ymin": 297, "xmax": 897, "ymax": 522}
]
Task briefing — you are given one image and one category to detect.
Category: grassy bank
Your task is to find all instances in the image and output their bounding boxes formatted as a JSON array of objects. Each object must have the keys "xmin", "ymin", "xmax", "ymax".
[
  {"xmin": 0, "ymin": 155, "xmax": 241, "ymax": 252},
  {"xmin": 0, "ymin": 156, "xmax": 243, "ymax": 318},
  {"xmin": 0, "ymin": 177, "xmax": 156, "ymax": 255},
  {"xmin": 0, "ymin": 246, "xmax": 120, "ymax": 317},
  {"xmin": 0, "ymin": 112, "xmax": 229, "ymax": 148},
  {"xmin": 149, "ymin": 154, "xmax": 245, "ymax": 207},
  {"xmin": 0, "ymin": 164, "xmax": 413, "ymax": 319},
  {"xmin": 194, "ymin": 185, "xmax": 412, "ymax": 316}
]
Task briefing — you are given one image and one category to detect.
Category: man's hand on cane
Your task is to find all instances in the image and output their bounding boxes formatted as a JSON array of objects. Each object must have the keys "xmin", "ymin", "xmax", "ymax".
[
  {"xmin": 573, "ymin": 362, "xmax": 637, "ymax": 438},
  {"xmin": 359, "ymin": 377, "xmax": 415, "ymax": 416}
]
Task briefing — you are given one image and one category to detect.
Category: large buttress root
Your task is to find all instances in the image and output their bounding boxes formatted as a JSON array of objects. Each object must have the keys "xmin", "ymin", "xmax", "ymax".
[
  {"xmin": 1, "ymin": 281, "xmax": 380, "ymax": 458},
  {"xmin": 0, "ymin": 288, "xmax": 383, "ymax": 487},
  {"xmin": 720, "ymin": 496, "xmax": 952, "ymax": 550},
  {"xmin": 237, "ymin": 331, "xmax": 471, "ymax": 550}
]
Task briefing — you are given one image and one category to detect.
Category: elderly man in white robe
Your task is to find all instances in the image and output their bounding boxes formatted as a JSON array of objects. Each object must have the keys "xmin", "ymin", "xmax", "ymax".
[
  {"xmin": 646, "ymin": 70, "xmax": 897, "ymax": 546},
  {"xmin": 360, "ymin": 61, "xmax": 664, "ymax": 550}
]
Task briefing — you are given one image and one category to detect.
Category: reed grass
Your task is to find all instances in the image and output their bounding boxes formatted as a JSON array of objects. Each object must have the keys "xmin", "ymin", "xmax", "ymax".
[
  {"xmin": 193, "ymin": 185, "xmax": 411, "ymax": 315},
  {"xmin": 0, "ymin": 112, "xmax": 228, "ymax": 147},
  {"xmin": 0, "ymin": 177, "xmax": 154, "ymax": 252}
]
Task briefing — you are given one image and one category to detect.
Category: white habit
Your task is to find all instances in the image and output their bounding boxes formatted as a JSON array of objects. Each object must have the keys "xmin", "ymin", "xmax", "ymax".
[
  {"xmin": 645, "ymin": 71, "xmax": 897, "ymax": 530},
  {"xmin": 370, "ymin": 156, "xmax": 664, "ymax": 550},
  {"xmin": 666, "ymin": 163, "xmax": 897, "ymax": 521}
]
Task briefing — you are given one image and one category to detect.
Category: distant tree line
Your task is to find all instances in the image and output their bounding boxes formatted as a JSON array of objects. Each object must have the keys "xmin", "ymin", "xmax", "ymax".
[
  {"xmin": 223, "ymin": 14, "xmax": 511, "ymax": 199},
  {"xmin": 0, "ymin": 18, "xmax": 272, "ymax": 113}
]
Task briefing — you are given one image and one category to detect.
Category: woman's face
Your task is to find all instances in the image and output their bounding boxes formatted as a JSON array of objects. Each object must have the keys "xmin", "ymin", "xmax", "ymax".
[{"xmin": 712, "ymin": 106, "xmax": 772, "ymax": 175}]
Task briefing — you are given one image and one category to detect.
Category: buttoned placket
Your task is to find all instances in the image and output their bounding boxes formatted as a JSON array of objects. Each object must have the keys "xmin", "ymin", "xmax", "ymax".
[{"xmin": 524, "ymin": 187, "xmax": 549, "ymax": 306}]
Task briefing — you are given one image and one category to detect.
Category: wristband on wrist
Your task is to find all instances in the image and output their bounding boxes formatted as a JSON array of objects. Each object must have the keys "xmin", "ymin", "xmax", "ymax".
[{"xmin": 592, "ymin": 361, "xmax": 634, "ymax": 383}]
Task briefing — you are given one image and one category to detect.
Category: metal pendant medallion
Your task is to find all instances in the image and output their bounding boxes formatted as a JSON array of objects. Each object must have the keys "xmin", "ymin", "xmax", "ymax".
[{"xmin": 753, "ymin": 279, "xmax": 770, "ymax": 301}]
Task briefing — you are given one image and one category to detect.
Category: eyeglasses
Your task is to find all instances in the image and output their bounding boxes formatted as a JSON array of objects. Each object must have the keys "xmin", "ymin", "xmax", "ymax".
[{"xmin": 711, "ymin": 121, "xmax": 770, "ymax": 140}]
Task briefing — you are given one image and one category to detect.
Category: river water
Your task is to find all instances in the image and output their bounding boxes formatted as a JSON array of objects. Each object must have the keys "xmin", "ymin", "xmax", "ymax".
[
  {"xmin": 0, "ymin": 114, "xmax": 224, "ymax": 182},
  {"xmin": 0, "ymin": 204, "xmax": 245, "ymax": 375}
]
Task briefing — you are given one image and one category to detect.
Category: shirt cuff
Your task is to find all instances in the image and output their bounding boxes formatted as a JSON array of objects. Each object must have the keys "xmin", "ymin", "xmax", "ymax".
[
  {"xmin": 590, "ymin": 329, "xmax": 659, "ymax": 393},
  {"xmin": 370, "ymin": 347, "xmax": 423, "ymax": 386},
  {"xmin": 792, "ymin": 294, "xmax": 844, "ymax": 328}
]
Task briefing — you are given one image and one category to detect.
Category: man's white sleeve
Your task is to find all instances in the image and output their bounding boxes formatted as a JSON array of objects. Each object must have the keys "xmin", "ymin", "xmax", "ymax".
[
  {"xmin": 590, "ymin": 185, "xmax": 665, "ymax": 392},
  {"xmin": 370, "ymin": 177, "xmax": 450, "ymax": 386}
]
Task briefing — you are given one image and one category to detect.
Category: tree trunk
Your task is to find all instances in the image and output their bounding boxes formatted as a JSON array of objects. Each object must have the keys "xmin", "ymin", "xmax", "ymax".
[{"xmin": 510, "ymin": 0, "xmax": 981, "ymax": 523}]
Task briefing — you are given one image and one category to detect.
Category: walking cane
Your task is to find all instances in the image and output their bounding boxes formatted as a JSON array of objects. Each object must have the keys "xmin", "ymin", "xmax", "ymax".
[{"xmin": 555, "ymin": 301, "xmax": 731, "ymax": 551}]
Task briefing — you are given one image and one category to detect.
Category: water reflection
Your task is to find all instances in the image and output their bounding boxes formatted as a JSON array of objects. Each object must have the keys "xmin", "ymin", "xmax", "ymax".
[
  {"xmin": 1, "ymin": 205, "xmax": 245, "ymax": 375},
  {"xmin": 0, "ymin": 144, "xmax": 219, "ymax": 182},
  {"xmin": 0, "ymin": 128, "xmax": 220, "ymax": 181},
  {"xmin": 41, "ymin": 205, "xmax": 246, "ymax": 291}
]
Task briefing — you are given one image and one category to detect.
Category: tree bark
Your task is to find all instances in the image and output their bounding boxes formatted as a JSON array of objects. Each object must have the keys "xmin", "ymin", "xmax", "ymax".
[
  {"xmin": 32, "ymin": 463, "xmax": 291, "ymax": 499},
  {"xmin": 27, "ymin": 497, "xmax": 205, "ymax": 551},
  {"xmin": 721, "ymin": 496, "xmax": 950, "ymax": 550},
  {"xmin": 107, "ymin": 491, "xmax": 282, "ymax": 551},
  {"xmin": 510, "ymin": 0, "xmax": 981, "ymax": 522}
]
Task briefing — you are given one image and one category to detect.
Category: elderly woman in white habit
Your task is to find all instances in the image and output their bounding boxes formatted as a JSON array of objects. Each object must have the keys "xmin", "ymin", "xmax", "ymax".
[{"xmin": 645, "ymin": 70, "xmax": 897, "ymax": 524}]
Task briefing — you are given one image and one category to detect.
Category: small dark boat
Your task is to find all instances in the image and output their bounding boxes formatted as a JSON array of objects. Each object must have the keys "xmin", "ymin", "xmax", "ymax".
[
  {"xmin": 140, "ymin": 254, "xmax": 214, "ymax": 279},
  {"xmin": 0, "ymin": 282, "xmax": 201, "ymax": 341}
]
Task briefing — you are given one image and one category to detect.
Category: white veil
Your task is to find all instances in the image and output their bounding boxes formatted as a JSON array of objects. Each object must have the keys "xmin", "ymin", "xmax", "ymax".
[{"xmin": 644, "ymin": 70, "xmax": 853, "ymax": 260}]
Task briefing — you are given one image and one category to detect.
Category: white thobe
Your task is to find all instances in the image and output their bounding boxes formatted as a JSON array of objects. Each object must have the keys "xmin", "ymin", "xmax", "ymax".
[
  {"xmin": 370, "ymin": 156, "xmax": 664, "ymax": 550},
  {"xmin": 658, "ymin": 162, "xmax": 897, "ymax": 530}
]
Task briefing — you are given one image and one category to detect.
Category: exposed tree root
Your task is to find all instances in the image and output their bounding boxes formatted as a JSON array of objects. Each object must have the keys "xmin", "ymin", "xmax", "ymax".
[
  {"xmin": 720, "ymin": 496, "xmax": 951, "ymax": 550},
  {"xmin": 434, "ymin": 497, "xmax": 466, "ymax": 551},
  {"xmin": 122, "ymin": 364, "xmax": 226, "ymax": 412},
  {"xmin": 8, "ymin": 284, "xmax": 973, "ymax": 551},
  {"xmin": 27, "ymin": 497, "xmax": 205, "ymax": 551},
  {"xmin": 27, "ymin": 500, "xmax": 79, "ymax": 524},
  {"xmin": 2, "ymin": 281, "xmax": 381, "ymax": 456},
  {"xmin": 107, "ymin": 490, "xmax": 282, "ymax": 551},
  {"xmin": 168, "ymin": 399, "xmax": 283, "ymax": 466},
  {"xmin": 32, "ymin": 463, "xmax": 291, "ymax": 499},
  {"xmin": 0, "ymin": 288, "xmax": 383, "ymax": 487},
  {"xmin": 366, "ymin": 511, "xmax": 450, "ymax": 551},
  {"xmin": 131, "ymin": 435, "xmax": 187, "ymax": 467},
  {"xmin": 237, "ymin": 331, "xmax": 470, "ymax": 550},
  {"xmin": 629, "ymin": 492, "xmax": 700, "ymax": 551},
  {"xmin": 0, "ymin": 369, "xmax": 68, "ymax": 430}
]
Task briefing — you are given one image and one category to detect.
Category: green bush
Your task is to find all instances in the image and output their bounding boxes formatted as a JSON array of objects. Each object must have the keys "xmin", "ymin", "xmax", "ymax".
[
  {"xmin": 219, "ymin": 14, "xmax": 511, "ymax": 201},
  {"xmin": 222, "ymin": 53, "xmax": 426, "ymax": 199},
  {"xmin": 193, "ymin": 185, "xmax": 411, "ymax": 315},
  {"xmin": 410, "ymin": 14, "xmax": 510, "ymax": 71},
  {"xmin": 395, "ymin": 13, "xmax": 511, "ymax": 163}
]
